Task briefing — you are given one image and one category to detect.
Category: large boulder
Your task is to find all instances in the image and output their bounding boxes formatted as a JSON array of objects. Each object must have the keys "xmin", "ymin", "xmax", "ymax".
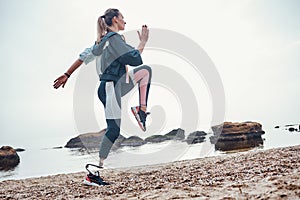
[
  {"xmin": 210, "ymin": 122, "xmax": 265, "ymax": 151},
  {"xmin": 186, "ymin": 131, "xmax": 207, "ymax": 144},
  {"xmin": 0, "ymin": 146, "xmax": 20, "ymax": 170},
  {"xmin": 65, "ymin": 129, "xmax": 125, "ymax": 151}
]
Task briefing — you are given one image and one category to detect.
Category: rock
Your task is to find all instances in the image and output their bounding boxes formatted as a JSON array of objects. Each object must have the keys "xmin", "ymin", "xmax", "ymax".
[
  {"xmin": 274, "ymin": 124, "xmax": 300, "ymax": 132},
  {"xmin": 52, "ymin": 146, "xmax": 63, "ymax": 149},
  {"xmin": 284, "ymin": 124, "xmax": 297, "ymax": 127},
  {"xmin": 145, "ymin": 135, "xmax": 168, "ymax": 143},
  {"xmin": 288, "ymin": 127, "xmax": 295, "ymax": 132},
  {"xmin": 65, "ymin": 129, "xmax": 125, "ymax": 151},
  {"xmin": 65, "ymin": 134, "xmax": 88, "ymax": 148},
  {"xmin": 210, "ymin": 122, "xmax": 265, "ymax": 151},
  {"xmin": 15, "ymin": 148, "xmax": 25, "ymax": 152},
  {"xmin": 144, "ymin": 128, "xmax": 185, "ymax": 143},
  {"xmin": 0, "ymin": 146, "xmax": 20, "ymax": 170},
  {"xmin": 211, "ymin": 121, "xmax": 263, "ymax": 136},
  {"xmin": 164, "ymin": 128, "xmax": 185, "ymax": 140},
  {"xmin": 186, "ymin": 131, "xmax": 207, "ymax": 144},
  {"xmin": 120, "ymin": 136, "xmax": 146, "ymax": 147},
  {"xmin": 65, "ymin": 128, "xmax": 186, "ymax": 150}
]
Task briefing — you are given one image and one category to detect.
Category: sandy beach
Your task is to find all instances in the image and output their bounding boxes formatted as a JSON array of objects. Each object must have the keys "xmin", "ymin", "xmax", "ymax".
[{"xmin": 0, "ymin": 145, "xmax": 299, "ymax": 199}]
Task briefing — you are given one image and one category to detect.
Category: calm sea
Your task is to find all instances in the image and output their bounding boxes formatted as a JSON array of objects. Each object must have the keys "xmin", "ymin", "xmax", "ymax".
[{"xmin": 1, "ymin": 123, "xmax": 299, "ymax": 181}]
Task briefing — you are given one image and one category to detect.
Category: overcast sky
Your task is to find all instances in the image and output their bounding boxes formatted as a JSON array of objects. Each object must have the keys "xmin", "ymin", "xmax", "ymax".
[{"xmin": 0, "ymin": 0, "xmax": 299, "ymax": 147}]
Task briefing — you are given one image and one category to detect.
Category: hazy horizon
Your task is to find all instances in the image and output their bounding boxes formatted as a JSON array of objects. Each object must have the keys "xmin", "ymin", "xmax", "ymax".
[{"xmin": 1, "ymin": 0, "xmax": 299, "ymax": 148}]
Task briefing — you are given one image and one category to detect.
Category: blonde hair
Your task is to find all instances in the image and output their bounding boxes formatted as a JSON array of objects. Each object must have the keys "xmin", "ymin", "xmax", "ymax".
[{"xmin": 96, "ymin": 8, "xmax": 119, "ymax": 42}]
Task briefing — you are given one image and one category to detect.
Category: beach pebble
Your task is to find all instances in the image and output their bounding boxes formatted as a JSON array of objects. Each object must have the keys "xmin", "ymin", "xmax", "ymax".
[{"xmin": 0, "ymin": 145, "xmax": 299, "ymax": 199}]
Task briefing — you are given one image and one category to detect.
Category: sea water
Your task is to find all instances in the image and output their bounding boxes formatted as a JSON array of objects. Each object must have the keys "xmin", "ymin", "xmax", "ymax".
[{"xmin": 1, "ymin": 123, "xmax": 300, "ymax": 181}]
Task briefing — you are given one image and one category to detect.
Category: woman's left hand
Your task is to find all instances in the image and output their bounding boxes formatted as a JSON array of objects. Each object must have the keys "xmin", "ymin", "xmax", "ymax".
[{"xmin": 137, "ymin": 25, "xmax": 149, "ymax": 43}]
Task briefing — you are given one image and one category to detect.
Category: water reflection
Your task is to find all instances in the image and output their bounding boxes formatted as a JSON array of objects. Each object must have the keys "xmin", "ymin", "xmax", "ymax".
[{"xmin": 214, "ymin": 138, "xmax": 264, "ymax": 152}]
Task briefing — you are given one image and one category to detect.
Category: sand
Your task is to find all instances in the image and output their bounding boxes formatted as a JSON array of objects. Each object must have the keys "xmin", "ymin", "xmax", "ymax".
[{"xmin": 0, "ymin": 145, "xmax": 299, "ymax": 200}]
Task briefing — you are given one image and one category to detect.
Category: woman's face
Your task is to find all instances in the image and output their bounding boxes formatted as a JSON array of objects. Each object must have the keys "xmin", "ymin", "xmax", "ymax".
[{"xmin": 116, "ymin": 12, "xmax": 126, "ymax": 30}]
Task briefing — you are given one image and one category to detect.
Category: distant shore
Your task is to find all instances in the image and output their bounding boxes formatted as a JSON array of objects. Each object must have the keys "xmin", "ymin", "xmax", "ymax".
[{"xmin": 0, "ymin": 145, "xmax": 299, "ymax": 199}]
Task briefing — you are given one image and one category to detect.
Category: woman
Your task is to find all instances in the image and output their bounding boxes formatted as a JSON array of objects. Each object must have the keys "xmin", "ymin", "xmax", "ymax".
[{"xmin": 53, "ymin": 8, "xmax": 151, "ymax": 172}]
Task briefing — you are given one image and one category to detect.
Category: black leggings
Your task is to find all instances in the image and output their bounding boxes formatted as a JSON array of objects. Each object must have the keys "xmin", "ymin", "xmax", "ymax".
[{"xmin": 98, "ymin": 65, "xmax": 152, "ymax": 159}]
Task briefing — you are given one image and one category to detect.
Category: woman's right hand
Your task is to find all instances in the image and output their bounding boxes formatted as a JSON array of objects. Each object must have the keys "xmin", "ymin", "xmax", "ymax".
[
  {"xmin": 137, "ymin": 25, "xmax": 149, "ymax": 43},
  {"xmin": 53, "ymin": 74, "xmax": 68, "ymax": 89}
]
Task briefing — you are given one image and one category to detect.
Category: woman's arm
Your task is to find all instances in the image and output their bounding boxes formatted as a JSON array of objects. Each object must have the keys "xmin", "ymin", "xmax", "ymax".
[
  {"xmin": 137, "ymin": 41, "xmax": 147, "ymax": 54},
  {"xmin": 53, "ymin": 59, "xmax": 83, "ymax": 89},
  {"xmin": 137, "ymin": 25, "xmax": 149, "ymax": 54},
  {"xmin": 53, "ymin": 44, "xmax": 97, "ymax": 89}
]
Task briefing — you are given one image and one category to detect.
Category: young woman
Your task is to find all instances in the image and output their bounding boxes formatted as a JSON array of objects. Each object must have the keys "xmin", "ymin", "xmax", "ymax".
[{"xmin": 53, "ymin": 8, "xmax": 151, "ymax": 171}]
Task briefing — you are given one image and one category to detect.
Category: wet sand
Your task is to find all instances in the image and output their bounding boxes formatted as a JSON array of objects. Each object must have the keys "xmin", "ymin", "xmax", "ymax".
[{"xmin": 0, "ymin": 145, "xmax": 299, "ymax": 199}]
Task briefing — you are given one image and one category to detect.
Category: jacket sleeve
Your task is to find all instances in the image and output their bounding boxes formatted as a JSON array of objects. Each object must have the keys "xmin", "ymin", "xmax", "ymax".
[
  {"xmin": 110, "ymin": 34, "xmax": 143, "ymax": 66},
  {"xmin": 79, "ymin": 45, "xmax": 97, "ymax": 65}
]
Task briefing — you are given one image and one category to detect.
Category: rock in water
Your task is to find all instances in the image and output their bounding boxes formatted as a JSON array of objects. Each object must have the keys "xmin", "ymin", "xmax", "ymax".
[
  {"xmin": 186, "ymin": 131, "xmax": 207, "ymax": 144},
  {"xmin": 144, "ymin": 128, "xmax": 185, "ymax": 144},
  {"xmin": 120, "ymin": 136, "xmax": 146, "ymax": 147},
  {"xmin": 210, "ymin": 122, "xmax": 265, "ymax": 151},
  {"xmin": 288, "ymin": 127, "xmax": 295, "ymax": 132},
  {"xmin": 145, "ymin": 135, "xmax": 168, "ymax": 143},
  {"xmin": 0, "ymin": 146, "xmax": 20, "ymax": 170},
  {"xmin": 164, "ymin": 128, "xmax": 185, "ymax": 140},
  {"xmin": 65, "ymin": 129, "xmax": 125, "ymax": 151},
  {"xmin": 15, "ymin": 148, "xmax": 25, "ymax": 152}
]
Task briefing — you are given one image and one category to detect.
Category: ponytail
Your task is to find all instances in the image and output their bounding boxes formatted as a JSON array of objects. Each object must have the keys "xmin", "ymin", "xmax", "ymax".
[
  {"xmin": 96, "ymin": 16, "xmax": 107, "ymax": 42},
  {"xmin": 96, "ymin": 8, "xmax": 120, "ymax": 43}
]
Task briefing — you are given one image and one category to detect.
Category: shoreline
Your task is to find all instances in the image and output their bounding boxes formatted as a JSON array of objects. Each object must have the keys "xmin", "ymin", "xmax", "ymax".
[{"xmin": 0, "ymin": 145, "xmax": 299, "ymax": 199}]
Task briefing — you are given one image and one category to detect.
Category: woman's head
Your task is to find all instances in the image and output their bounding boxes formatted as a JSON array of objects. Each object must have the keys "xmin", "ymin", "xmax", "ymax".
[{"xmin": 97, "ymin": 8, "xmax": 126, "ymax": 41}]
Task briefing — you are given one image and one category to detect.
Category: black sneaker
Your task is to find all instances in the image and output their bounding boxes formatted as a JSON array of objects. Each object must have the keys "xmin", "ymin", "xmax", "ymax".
[
  {"xmin": 83, "ymin": 164, "xmax": 109, "ymax": 186},
  {"xmin": 131, "ymin": 106, "xmax": 150, "ymax": 131},
  {"xmin": 83, "ymin": 173, "xmax": 109, "ymax": 186}
]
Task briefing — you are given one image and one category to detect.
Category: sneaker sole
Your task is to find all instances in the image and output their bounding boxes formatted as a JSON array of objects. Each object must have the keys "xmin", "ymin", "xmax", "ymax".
[
  {"xmin": 131, "ymin": 107, "xmax": 146, "ymax": 132},
  {"xmin": 83, "ymin": 179, "xmax": 102, "ymax": 187}
]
